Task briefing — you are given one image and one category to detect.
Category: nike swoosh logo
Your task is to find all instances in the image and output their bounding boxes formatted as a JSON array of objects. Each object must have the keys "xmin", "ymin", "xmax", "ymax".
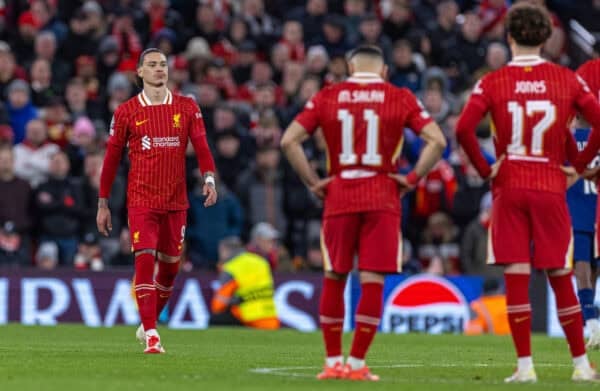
[
  {"xmin": 514, "ymin": 316, "xmax": 529, "ymax": 323},
  {"xmin": 135, "ymin": 119, "xmax": 149, "ymax": 126},
  {"xmin": 137, "ymin": 294, "xmax": 150, "ymax": 299}
]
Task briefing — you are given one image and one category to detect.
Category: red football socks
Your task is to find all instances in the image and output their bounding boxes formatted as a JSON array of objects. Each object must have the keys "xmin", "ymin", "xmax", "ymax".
[
  {"xmin": 134, "ymin": 252, "xmax": 157, "ymax": 331},
  {"xmin": 504, "ymin": 273, "xmax": 532, "ymax": 358},
  {"xmin": 319, "ymin": 277, "xmax": 346, "ymax": 358},
  {"xmin": 548, "ymin": 273, "xmax": 586, "ymax": 358},
  {"xmin": 349, "ymin": 282, "xmax": 383, "ymax": 360},
  {"xmin": 155, "ymin": 260, "xmax": 180, "ymax": 317}
]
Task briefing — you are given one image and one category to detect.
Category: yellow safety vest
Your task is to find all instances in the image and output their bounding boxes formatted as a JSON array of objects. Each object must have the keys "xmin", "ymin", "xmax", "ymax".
[{"xmin": 223, "ymin": 252, "xmax": 278, "ymax": 323}]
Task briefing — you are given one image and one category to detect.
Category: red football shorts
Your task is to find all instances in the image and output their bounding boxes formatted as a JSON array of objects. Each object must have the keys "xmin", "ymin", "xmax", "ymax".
[
  {"xmin": 488, "ymin": 189, "xmax": 573, "ymax": 269},
  {"xmin": 128, "ymin": 207, "xmax": 187, "ymax": 257},
  {"xmin": 321, "ymin": 211, "xmax": 402, "ymax": 274}
]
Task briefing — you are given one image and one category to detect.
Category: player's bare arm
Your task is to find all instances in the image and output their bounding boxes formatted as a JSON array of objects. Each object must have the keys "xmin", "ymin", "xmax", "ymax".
[
  {"xmin": 389, "ymin": 122, "xmax": 446, "ymax": 193},
  {"xmin": 203, "ymin": 172, "xmax": 218, "ymax": 207},
  {"xmin": 96, "ymin": 197, "xmax": 112, "ymax": 236},
  {"xmin": 281, "ymin": 121, "xmax": 327, "ymax": 198}
]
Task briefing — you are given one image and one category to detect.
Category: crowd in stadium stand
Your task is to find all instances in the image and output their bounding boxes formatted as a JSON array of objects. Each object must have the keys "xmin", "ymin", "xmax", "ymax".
[{"xmin": 0, "ymin": 0, "xmax": 598, "ymax": 280}]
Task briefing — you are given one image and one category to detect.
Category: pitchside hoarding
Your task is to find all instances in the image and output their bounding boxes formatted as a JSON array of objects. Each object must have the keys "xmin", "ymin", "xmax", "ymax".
[
  {"xmin": 0, "ymin": 271, "xmax": 484, "ymax": 333},
  {"xmin": 350, "ymin": 274, "xmax": 484, "ymax": 334}
]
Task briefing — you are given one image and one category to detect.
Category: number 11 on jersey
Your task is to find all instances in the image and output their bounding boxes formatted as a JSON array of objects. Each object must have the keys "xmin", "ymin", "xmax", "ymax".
[{"xmin": 337, "ymin": 109, "xmax": 382, "ymax": 166}]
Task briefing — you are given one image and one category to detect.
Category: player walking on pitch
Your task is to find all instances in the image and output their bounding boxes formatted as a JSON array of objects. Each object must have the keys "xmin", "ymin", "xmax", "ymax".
[
  {"xmin": 281, "ymin": 45, "xmax": 446, "ymax": 381},
  {"xmin": 570, "ymin": 57, "xmax": 600, "ymax": 349},
  {"xmin": 97, "ymin": 48, "xmax": 217, "ymax": 353},
  {"xmin": 456, "ymin": 3, "xmax": 600, "ymax": 382}
]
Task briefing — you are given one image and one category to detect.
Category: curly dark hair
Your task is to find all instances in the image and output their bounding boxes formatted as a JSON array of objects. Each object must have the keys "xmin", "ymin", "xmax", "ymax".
[{"xmin": 506, "ymin": 3, "xmax": 552, "ymax": 47}]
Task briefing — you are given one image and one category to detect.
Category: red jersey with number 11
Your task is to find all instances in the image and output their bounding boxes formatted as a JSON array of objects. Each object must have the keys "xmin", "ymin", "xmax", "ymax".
[
  {"xmin": 294, "ymin": 72, "xmax": 432, "ymax": 217},
  {"xmin": 457, "ymin": 55, "xmax": 598, "ymax": 194}
]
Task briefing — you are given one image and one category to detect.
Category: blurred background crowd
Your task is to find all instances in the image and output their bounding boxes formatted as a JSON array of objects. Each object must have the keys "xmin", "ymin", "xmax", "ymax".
[{"xmin": 0, "ymin": 0, "xmax": 598, "ymax": 285}]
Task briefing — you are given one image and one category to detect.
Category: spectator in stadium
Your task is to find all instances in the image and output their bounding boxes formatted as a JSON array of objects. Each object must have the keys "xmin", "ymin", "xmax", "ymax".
[
  {"xmin": 7, "ymin": 79, "xmax": 38, "ymax": 145},
  {"xmin": 65, "ymin": 116, "xmax": 97, "ymax": 178},
  {"xmin": 381, "ymin": 0, "xmax": 415, "ymax": 43},
  {"xmin": 305, "ymin": 45, "xmax": 329, "ymax": 79},
  {"xmin": 30, "ymin": 0, "xmax": 68, "ymax": 44},
  {"xmin": 29, "ymin": 58, "xmax": 56, "ymax": 107},
  {"xmin": 35, "ymin": 240, "xmax": 59, "ymax": 270},
  {"xmin": 270, "ymin": 43, "xmax": 292, "ymax": 85},
  {"xmin": 418, "ymin": 212, "xmax": 460, "ymax": 275},
  {"xmin": 41, "ymin": 97, "xmax": 71, "ymax": 147},
  {"xmin": 214, "ymin": 128, "xmax": 248, "ymax": 194},
  {"xmin": 428, "ymin": 0, "xmax": 461, "ymax": 67},
  {"xmin": 0, "ymin": 145, "xmax": 32, "ymax": 266},
  {"xmin": 232, "ymin": 40, "xmax": 258, "ymax": 85},
  {"xmin": 80, "ymin": 151, "xmax": 125, "ymax": 261},
  {"xmin": 390, "ymin": 39, "xmax": 423, "ymax": 92},
  {"xmin": 210, "ymin": 236, "xmax": 280, "ymax": 329},
  {"xmin": 32, "ymin": 31, "xmax": 71, "ymax": 91},
  {"xmin": 187, "ymin": 175, "xmax": 243, "ymax": 269},
  {"xmin": 236, "ymin": 134, "xmax": 285, "ymax": 231},
  {"xmin": 280, "ymin": 61, "xmax": 306, "ymax": 104},
  {"xmin": 62, "ymin": 9, "xmax": 99, "ymax": 64},
  {"xmin": 279, "ymin": 20, "xmax": 305, "ymax": 61},
  {"xmin": 110, "ymin": 228, "xmax": 134, "ymax": 267},
  {"xmin": 323, "ymin": 55, "xmax": 348, "ymax": 86},
  {"xmin": 343, "ymin": 0, "xmax": 369, "ymax": 45},
  {"xmin": 247, "ymin": 222, "xmax": 280, "ymax": 270},
  {"xmin": 13, "ymin": 119, "xmax": 58, "ymax": 188},
  {"xmin": 190, "ymin": 3, "xmax": 222, "ymax": 46},
  {"xmin": 104, "ymin": 72, "xmax": 132, "ymax": 124},
  {"xmin": 34, "ymin": 150, "xmax": 84, "ymax": 265},
  {"xmin": 74, "ymin": 231, "xmax": 103, "ymax": 271},
  {"xmin": 240, "ymin": 0, "xmax": 280, "ymax": 52},
  {"xmin": 96, "ymin": 36, "xmax": 121, "ymax": 87},
  {"xmin": 358, "ymin": 13, "xmax": 393, "ymax": 63},
  {"xmin": 14, "ymin": 12, "xmax": 39, "ymax": 65},
  {"xmin": 318, "ymin": 14, "xmax": 351, "ymax": 58},
  {"xmin": 0, "ymin": 42, "xmax": 27, "ymax": 100},
  {"xmin": 65, "ymin": 77, "xmax": 103, "ymax": 122},
  {"xmin": 460, "ymin": 192, "xmax": 502, "ymax": 283},
  {"xmin": 289, "ymin": 0, "xmax": 328, "ymax": 45}
]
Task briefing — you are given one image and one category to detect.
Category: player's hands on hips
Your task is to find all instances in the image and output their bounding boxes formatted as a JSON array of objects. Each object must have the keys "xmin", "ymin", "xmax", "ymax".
[
  {"xmin": 582, "ymin": 166, "xmax": 600, "ymax": 182},
  {"xmin": 489, "ymin": 155, "xmax": 505, "ymax": 179},
  {"xmin": 388, "ymin": 173, "xmax": 414, "ymax": 197},
  {"xmin": 560, "ymin": 165, "xmax": 579, "ymax": 188},
  {"xmin": 309, "ymin": 177, "xmax": 333, "ymax": 199},
  {"xmin": 203, "ymin": 182, "xmax": 218, "ymax": 207},
  {"xmin": 96, "ymin": 200, "xmax": 112, "ymax": 237}
]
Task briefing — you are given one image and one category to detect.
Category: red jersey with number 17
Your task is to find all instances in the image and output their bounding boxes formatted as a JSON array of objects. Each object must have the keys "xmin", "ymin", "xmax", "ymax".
[
  {"xmin": 458, "ymin": 55, "xmax": 597, "ymax": 194},
  {"xmin": 108, "ymin": 90, "xmax": 209, "ymax": 210},
  {"xmin": 294, "ymin": 72, "xmax": 432, "ymax": 217}
]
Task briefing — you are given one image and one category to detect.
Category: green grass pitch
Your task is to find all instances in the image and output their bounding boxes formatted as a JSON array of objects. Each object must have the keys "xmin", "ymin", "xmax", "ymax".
[{"xmin": 0, "ymin": 324, "xmax": 597, "ymax": 390}]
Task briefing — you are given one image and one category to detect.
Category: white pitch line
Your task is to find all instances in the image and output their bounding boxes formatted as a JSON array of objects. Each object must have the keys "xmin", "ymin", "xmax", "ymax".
[{"xmin": 249, "ymin": 362, "xmax": 572, "ymax": 379}]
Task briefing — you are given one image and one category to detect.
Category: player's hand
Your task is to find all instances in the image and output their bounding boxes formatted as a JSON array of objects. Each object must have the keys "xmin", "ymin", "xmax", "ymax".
[
  {"xmin": 203, "ymin": 183, "xmax": 218, "ymax": 207},
  {"xmin": 489, "ymin": 155, "xmax": 505, "ymax": 179},
  {"xmin": 309, "ymin": 177, "xmax": 333, "ymax": 199},
  {"xmin": 560, "ymin": 165, "xmax": 579, "ymax": 188},
  {"xmin": 388, "ymin": 173, "xmax": 414, "ymax": 197},
  {"xmin": 96, "ymin": 205, "xmax": 112, "ymax": 237},
  {"xmin": 582, "ymin": 166, "xmax": 600, "ymax": 182}
]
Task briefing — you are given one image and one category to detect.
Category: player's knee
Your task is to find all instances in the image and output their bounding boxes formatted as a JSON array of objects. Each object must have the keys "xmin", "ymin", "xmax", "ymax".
[
  {"xmin": 135, "ymin": 249, "xmax": 156, "ymax": 258},
  {"xmin": 157, "ymin": 252, "xmax": 179, "ymax": 263},
  {"xmin": 359, "ymin": 271, "xmax": 385, "ymax": 285},
  {"xmin": 324, "ymin": 270, "xmax": 347, "ymax": 281}
]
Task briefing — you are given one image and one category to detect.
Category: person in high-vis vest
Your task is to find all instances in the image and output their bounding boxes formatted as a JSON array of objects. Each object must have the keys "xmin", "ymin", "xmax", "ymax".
[{"xmin": 210, "ymin": 236, "xmax": 280, "ymax": 329}]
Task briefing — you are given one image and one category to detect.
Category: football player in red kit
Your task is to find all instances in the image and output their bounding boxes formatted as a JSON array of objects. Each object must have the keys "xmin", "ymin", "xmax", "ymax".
[
  {"xmin": 97, "ymin": 48, "xmax": 217, "ymax": 353},
  {"xmin": 456, "ymin": 4, "xmax": 600, "ymax": 383},
  {"xmin": 281, "ymin": 45, "xmax": 446, "ymax": 380}
]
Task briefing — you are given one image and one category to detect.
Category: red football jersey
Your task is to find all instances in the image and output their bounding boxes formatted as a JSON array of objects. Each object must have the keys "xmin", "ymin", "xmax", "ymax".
[
  {"xmin": 457, "ymin": 55, "xmax": 596, "ymax": 193},
  {"xmin": 108, "ymin": 90, "xmax": 210, "ymax": 210},
  {"xmin": 294, "ymin": 72, "xmax": 432, "ymax": 216},
  {"xmin": 577, "ymin": 59, "xmax": 600, "ymax": 103}
]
